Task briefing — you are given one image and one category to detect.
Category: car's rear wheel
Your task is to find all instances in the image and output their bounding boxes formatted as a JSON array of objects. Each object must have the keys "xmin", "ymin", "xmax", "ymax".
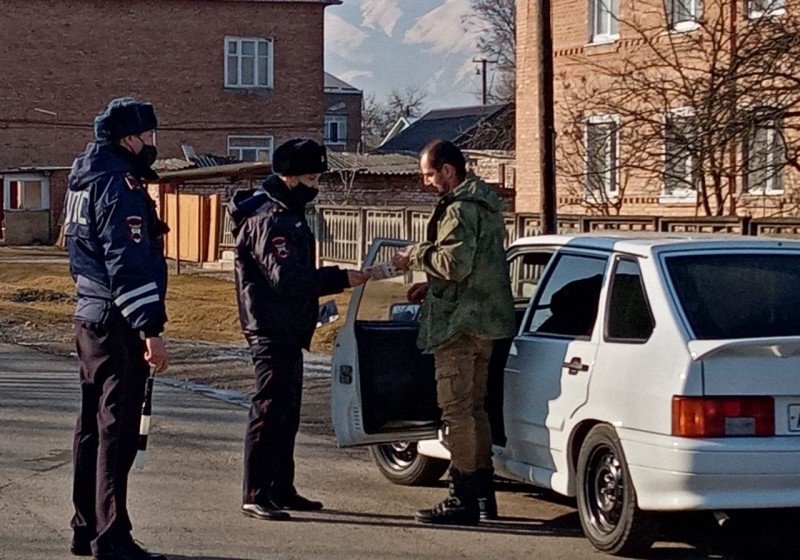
[
  {"xmin": 369, "ymin": 442, "xmax": 449, "ymax": 486},
  {"xmin": 576, "ymin": 425, "xmax": 657, "ymax": 556}
]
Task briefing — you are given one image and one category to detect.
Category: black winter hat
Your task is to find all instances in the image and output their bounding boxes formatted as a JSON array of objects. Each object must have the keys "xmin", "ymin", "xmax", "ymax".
[
  {"xmin": 94, "ymin": 97, "xmax": 158, "ymax": 142},
  {"xmin": 272, "ymin": 138, "xmax": 328, "ymax": 176}
]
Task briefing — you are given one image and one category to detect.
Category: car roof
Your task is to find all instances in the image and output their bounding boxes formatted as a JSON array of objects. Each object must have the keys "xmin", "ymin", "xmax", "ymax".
[{"xmin": 510, "ymin": 233, "xmax": 800, "ymax": 257}]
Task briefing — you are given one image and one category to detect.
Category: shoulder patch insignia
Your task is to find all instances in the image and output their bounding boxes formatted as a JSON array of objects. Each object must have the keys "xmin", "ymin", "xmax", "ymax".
[
  {"xmin": 124, "ymin": 173, "xmax": 143, "ymax": 191},
  {"xmin": 272, "ymin": 236, "xmax": 291, "ymax": 259},
  {"xmin": 126, "ymin": 216, "xmax": 144, "ymax": 243}
]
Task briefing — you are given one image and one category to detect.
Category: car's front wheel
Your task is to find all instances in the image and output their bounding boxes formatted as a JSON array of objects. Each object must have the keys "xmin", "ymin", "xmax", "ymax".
[
  {"xmin": 576, "ymin": 425, "xmax": 657, "ymax": 556},
  {"xmin": 369, "ymin": 442, "xmax": 449, "ymax": 486}
]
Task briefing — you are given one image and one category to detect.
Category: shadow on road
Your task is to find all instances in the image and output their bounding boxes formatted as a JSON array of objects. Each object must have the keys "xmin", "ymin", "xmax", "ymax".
[{"xmin": 295, "ymin": 508, "xmax": 584, "ymax": 538}]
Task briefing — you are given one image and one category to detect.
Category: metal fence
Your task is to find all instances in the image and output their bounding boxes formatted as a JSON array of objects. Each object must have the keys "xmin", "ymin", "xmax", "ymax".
[
  {"xmin": 312, "ymin": 206, "xmax": 800, "ymax": 268},
  {"xmin": 219, "ymin": 202, "xmax": 800, "ymax": 267}
]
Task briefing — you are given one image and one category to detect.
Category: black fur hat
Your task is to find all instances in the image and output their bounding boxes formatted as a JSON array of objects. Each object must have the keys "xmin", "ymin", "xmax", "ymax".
[
  {"xmin": 94, "ymin": 97, "xmax": 158, "ymax": 142},
  {"xmin": 272, "ymin": 138, "xmax": 328, "ymax": 176}
]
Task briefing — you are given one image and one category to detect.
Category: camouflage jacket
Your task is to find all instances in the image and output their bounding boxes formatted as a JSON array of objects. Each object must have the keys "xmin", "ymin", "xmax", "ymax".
[{"xmin": 409, "ymin": 173, "xmax": 515, "ymax": 352}]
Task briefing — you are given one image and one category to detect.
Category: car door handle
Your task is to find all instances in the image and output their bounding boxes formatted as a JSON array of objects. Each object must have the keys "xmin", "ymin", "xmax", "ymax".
[{"xmin": 563, "ymin": 357, "xmax": 589, "ymax": 375}]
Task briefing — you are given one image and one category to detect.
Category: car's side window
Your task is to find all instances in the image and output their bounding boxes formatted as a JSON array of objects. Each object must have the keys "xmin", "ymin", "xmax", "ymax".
[
  {"xmin": 526, "ymin": 253, "xmax": 608, "ymax": 338},
  {"xmin": 508, "ymin": 250, "xmax": 554, "ymax": 304},
  {"xmin": 605, "ymin": 258, "xmax": 655, "ymax": 342}
]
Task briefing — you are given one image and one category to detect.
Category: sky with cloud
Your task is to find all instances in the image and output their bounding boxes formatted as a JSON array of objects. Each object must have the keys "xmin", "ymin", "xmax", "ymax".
[{"xmin": 325, "ymin": 0, "xmax": 489, "ymax": 111}]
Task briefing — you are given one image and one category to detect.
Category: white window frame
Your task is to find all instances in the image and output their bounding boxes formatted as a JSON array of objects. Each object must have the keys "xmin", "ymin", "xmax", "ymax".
[
  {"xmin": 224, "ymin": 36, "xmax": 274, "ymax": 89},
  {"xmin": 2, "ymin": 174, "xmax": 50, "ymax": 211},
  {"xmin": 669, "ymin": 0, "xmax": 702, "ymax": 32},
  {"xmin": 227, "ymin": 135, "xmax": 274, "ymax": 163},
  {"xmin": 324, "ymin": 115, "xmax": 348, "ymax": 146},
  {"xmin": 589, "ymin": 0, "xmax": 620, "ymax": 44},
  {"xmin": 585, "ymin": 114, "xmax": 621, "ymax": 200},
  {"xmin": 661, "ymin": 107, "xmax": 698, "ymax": 202},
  {"xmin": 747, "ymin": 0, "xmax": 786, "ymax": 19},
  {"xmin": 744, "ymin": 116, "xmax": 784, "ymax": 195}
]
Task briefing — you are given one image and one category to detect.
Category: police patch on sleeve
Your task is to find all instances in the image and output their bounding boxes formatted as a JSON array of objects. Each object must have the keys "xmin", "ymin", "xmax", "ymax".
[
  {"xmin": 272, "ymin": 236, "xmax": 290, "ymax": 259},
  {"xmin": 126, "ymin": 216, "xmax": 144, "ymax": 243}
]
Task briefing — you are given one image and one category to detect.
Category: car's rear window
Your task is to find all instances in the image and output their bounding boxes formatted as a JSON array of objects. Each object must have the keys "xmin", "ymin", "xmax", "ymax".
[{"xmin": 665, "ymin": 253, "xmax": 800, "ymax": 339}]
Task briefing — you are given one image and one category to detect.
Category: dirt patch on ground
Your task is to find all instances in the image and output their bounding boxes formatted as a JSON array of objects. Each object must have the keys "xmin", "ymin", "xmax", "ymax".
[{"xmin": 0, "ymin": 248, "xmax": 411, "ymax": 437}]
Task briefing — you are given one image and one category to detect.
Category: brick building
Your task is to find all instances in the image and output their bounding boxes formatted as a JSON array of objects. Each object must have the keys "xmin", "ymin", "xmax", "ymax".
[
  {"xmin": 0, "ymin": 0, "xmax": 339, "ymax": 243},
  {"xmin": 324, "ymin": 72, "xmax": 363, "ymax": 152},
  {"xmin": 517, "ymin": 0, "xmax": 800, "ymax": 218}
]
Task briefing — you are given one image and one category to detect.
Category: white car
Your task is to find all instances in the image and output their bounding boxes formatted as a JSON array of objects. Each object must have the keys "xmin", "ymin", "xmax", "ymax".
[{"xmin": 331, "ymin": 235, "xmax": 800, "ymax": 555}]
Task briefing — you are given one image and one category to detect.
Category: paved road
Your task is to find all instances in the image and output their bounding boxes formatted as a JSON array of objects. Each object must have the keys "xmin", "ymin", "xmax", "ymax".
[{"xmin": 0, "ymin": 343, "xmax": 784, "ymax": 560}]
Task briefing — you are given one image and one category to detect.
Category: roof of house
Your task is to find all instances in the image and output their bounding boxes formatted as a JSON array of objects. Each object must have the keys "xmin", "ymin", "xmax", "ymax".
[
  {"xmin": 324, "ymin": 72, "xmax": 362, "ymax": 95},
  {"xmin": 374, "ymin": 103, "xmax": 510, "ymax": 155},
  {"xmin": 379, "ymin": 116, "xmax": 419, "ymax": 147},
  {"xmin": 326, "ymin": 152, "xmax": 419, "ymax": 176},
  {"xmin": 154, "ymin": 161, "xmax": 271, "ymax": 183}
]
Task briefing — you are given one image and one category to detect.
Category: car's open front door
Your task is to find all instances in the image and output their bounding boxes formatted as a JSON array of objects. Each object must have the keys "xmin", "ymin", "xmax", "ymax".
[{"xmin": 332, "ymin": 238, "xmax": 441, "ymax": 447}]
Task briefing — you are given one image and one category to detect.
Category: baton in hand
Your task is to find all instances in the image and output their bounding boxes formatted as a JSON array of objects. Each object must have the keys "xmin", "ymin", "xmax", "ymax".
[{"xmin": 134, "ymin": 367, "xmax": 156, "ymax": 469}]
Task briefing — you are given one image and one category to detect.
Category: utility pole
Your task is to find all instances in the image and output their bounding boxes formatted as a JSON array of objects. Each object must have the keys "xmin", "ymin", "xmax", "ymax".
[
  {"xmin": 536, "ymin": 0, "xmax": 557, "ymax": 234},
  {"xmin": 473, "ymin": 58, "xmax": 498, "ymax": 105}
]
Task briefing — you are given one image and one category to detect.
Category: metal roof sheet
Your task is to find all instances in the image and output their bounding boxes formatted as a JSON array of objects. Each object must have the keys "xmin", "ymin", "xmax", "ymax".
[
  {"xmin": 374, "ymin": 103, "xmax": 510, "ymax": 155},
  {"xmin": 324, "ymin": 72, "xmax": 362, "ymax": 94},
  {"xmin": 326, "ymin": 152, "xmax": 419, "ymax": 176}
]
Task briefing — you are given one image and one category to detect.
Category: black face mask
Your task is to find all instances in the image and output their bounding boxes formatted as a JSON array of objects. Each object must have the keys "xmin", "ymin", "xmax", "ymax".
[
  {"xmin": 137, "ymin": 144, "xmax": 158, "ymax": 169},
  {"xmin": 292, "ymin": 182, "xmax": 319, "ymax": 204}
]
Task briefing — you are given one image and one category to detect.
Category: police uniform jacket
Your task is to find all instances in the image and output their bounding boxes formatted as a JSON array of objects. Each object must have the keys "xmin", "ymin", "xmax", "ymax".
[
  {"xmin": 229, "ymin": 175, "xmax": 349, "ymax": 349},
  {"xmin": 63, "ymin": 142, "xmax": 168, "ymax": 337}
]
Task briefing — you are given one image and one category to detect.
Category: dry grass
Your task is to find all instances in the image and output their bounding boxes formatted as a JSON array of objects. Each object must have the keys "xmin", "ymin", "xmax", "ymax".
[
  {"xmin": 0, "ymin": 250, "xmax": 408, "ymax": 354},
  {"xmin": 0, "ymin": 263, "xmax": 76, "ymax": 327}
]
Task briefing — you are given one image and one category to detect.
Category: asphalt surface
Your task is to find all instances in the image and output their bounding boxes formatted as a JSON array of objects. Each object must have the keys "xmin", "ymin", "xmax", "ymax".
[{"xmin": 0, "ymin": 343, "xmax": 792, "ymax": 560}]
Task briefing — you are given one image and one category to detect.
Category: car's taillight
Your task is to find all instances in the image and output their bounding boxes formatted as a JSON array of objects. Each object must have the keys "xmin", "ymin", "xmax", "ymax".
[{"xmin": 672, "ymin": 396, "xmax": 775, "ymax": 437}]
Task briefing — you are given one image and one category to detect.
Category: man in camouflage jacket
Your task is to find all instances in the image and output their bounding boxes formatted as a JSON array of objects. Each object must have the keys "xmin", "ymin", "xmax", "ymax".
[{"xmin": 393, "ymin": 140, "xmax": 514, "ymax": 525}]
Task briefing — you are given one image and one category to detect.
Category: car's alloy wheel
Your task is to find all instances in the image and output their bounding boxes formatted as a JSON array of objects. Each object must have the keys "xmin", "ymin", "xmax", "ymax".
[
  {"xmin": 576, "ymin": 425, "xmax": 657, "ymax": 555},
  {"xmin": 369, "ymin": 442, "xmax": 449, "ymax": 486}
]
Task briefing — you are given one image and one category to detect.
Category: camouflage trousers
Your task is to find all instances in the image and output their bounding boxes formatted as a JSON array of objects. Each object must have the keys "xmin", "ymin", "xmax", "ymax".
[{"xmin": 434, "ymin": 332, "xmax": 494, "ymax": 474}]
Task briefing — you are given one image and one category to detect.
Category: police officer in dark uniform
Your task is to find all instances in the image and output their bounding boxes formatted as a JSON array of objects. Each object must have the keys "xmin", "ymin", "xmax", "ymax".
[
  {"xmin": 229, "ymin": 138, "xmax": 370, "ymax": 521},
  {"xmin": 64, "ymin": 97, "xmax": 169, "ymax": 560}
]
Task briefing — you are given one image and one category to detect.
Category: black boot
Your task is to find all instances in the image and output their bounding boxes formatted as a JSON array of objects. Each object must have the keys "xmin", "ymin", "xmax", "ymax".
[
  {"xmin": 415, "ymin": 469, "xmax": 480, "ymax": 525},
  {"xmin": 476, "ymin": 467, "xmax": 498, "ymax": 520}
]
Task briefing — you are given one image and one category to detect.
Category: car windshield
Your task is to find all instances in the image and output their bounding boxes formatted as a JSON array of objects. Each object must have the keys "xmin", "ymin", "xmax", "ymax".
[{"xmin": 665, "ymin": 252, "xmax": 800, "ymax": 339}]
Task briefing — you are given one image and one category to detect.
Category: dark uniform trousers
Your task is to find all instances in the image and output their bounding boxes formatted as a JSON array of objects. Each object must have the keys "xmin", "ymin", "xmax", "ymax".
[
  {"xmin": 71, "ymin": 316, "xmax": 149, "ymax": 550},
  {"xmin": 242, "ymin": 336, "xmax": 304, "ymax": 505}
]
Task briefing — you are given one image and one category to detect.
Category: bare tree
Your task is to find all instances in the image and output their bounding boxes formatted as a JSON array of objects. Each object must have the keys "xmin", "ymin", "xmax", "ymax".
[
  {"xmin": 463, "ymin": 105, "xmax": 516, "ymax": 151},
  {"xmin": 387, "ymin": 86, "xmax": 427, "ymax": 118},
  {"xmin": 465, "ymin": 0, "xmax": 516, "ymax": 103},
  {"xmin": 362, "ymin": 94, "xmax": 394, "ymax": 150},
  {"xmin": 334, "ymin": 153, "xmax": 365, "ymax": 206},
  {"xmin": 558, "ymin": 0, "xmax": 800, "ymax": 217},
  {"xmin": 362, "ymin": 88, "xmax": 428, "ymax": 150}
]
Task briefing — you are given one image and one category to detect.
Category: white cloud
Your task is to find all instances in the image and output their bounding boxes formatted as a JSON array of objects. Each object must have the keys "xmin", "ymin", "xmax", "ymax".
[
  {"xmin": 325, "ymin": 12, "xmax": 370, "ymax": 62},
  {"xmin": 403, "ymin": 0, "xmax": 478, "ymax": 55},
  {"xmin": 452, "ymin": 57, "xmax": 477, "ymax": 87},
  {"xmin": 360, "ymin": 0, "xmax": 403, "ymax": 37},
  {"xmin": 338, "ymin": 70, "xmax": 374, "ymax": 84}
]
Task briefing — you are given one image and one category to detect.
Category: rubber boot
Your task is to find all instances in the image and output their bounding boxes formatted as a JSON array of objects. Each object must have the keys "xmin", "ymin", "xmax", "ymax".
[
  {"xmin": 415, "ymin": 469, "xmax": 480, "ymax": 525},
  {"xmin": 476, "ymin": 467, "xmax": 498, "ymax": 520}
]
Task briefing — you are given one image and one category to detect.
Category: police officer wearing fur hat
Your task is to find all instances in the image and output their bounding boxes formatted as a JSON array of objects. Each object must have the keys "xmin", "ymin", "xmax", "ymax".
[
  {"xmin": 64, "ymin": 98, "xmax": 169, "ymax": 560},
  {"xmin": 229, "ymin": 138, "xmax": 370, "ymax": 521}
]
